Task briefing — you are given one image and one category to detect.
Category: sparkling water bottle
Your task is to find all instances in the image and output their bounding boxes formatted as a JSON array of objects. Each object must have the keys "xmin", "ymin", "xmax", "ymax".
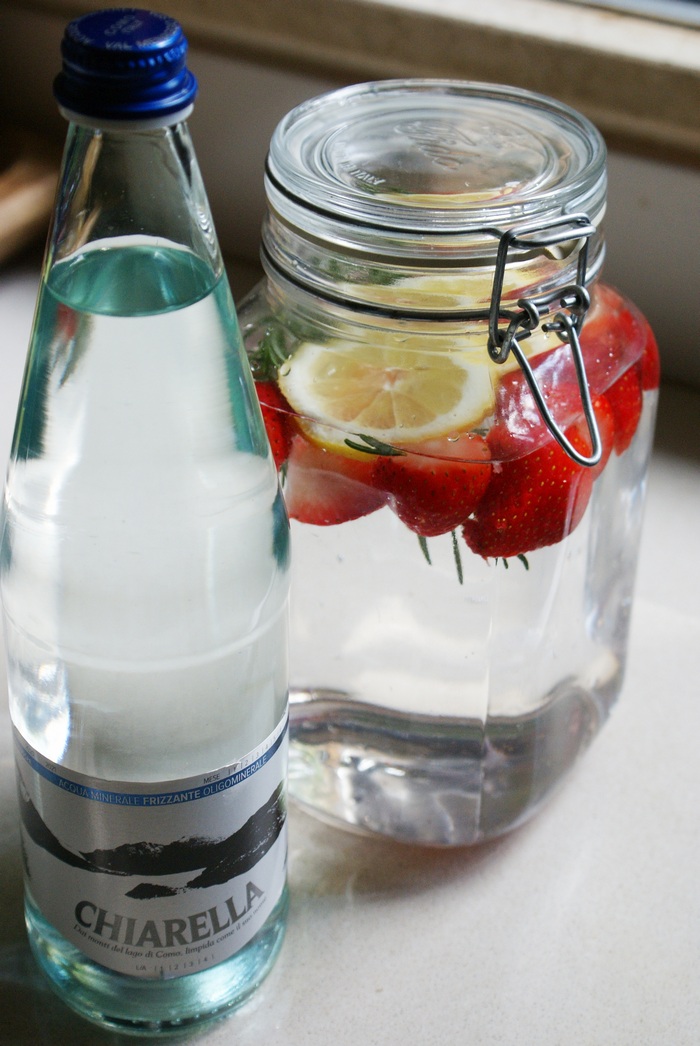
[{"xmin": 1, "ymin": 9, "xmax": 290, "ymax": 1034}]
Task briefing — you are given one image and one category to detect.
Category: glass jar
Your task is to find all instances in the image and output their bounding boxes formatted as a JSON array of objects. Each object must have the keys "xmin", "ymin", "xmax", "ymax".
[{"xmin": 240, "ymin": 80, "xmax": 659, "ymax": 846}]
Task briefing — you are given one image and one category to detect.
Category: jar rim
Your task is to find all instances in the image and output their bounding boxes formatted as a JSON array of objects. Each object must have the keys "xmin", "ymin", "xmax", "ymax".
[{"xmin": 265, "ymin": 79, "xmax": 607, "ymax": 246}]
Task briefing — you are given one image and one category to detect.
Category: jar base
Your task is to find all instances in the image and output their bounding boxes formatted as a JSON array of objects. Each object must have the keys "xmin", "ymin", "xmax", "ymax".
[
  {"xmin": 288, "ymin": 679, "xmax": 617, "ymax": 846},
  {"xmin": 25, "ymin": 885, "xmax": 288, "ymax": 1036}
]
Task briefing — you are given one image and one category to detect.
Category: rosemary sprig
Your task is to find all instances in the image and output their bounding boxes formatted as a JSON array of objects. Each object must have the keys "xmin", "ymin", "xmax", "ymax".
[
  {"xmin": 344, "ymin": 434, "xmax": 405, "ymax": 456},
  {"xmin": 497, "ymin": 554, "xmax": 530, "ymax": 570},
  {"xmin": 418, "ymin": 535, "xmax": 432, "ymax": 565},
  {"xmin": 451, "ymin": 530, "xmax": 464, "ymax": 585}
]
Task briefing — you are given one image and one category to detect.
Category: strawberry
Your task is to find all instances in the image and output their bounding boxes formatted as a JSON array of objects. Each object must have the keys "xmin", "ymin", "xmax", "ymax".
[
  {"xmin": 497, "ymin": 286, "xmax": 650, "ymax": 426},
  {"xmin": 375, "ymin": 434, "xmax": 491, "ymax": 537},
  {"xmin": 462, "ymin": 398, "xmax": 615, "ymax": 559},
  {"xmin": 494, "ymin": 288, "xmax": 653, "ymax": 460},
  {"xmin": 605, "ymin": 365, "xmax": 643, "ymax": 454},
  {"xmin": 254, "ymin": 381, "xmax": 295, "ymax": 469},
  {"xmin": 495, "ymin": 355, "xmax": 619, "ymax": 464},
  {"xmin": 282, "ymin": 434, "xmax": 386, "ymax": 526},
  {"xmin": 577, "ymin": 289, "xmax": 657, "ymax": 452},
  {"xmin": 578, "ymin": 284, "xmax": 649, "ymax": 393},
  {"xmin": 638, "ymin": 324, "xmax": 660, "ymax": 391},
  {"xmin": 495, "ymin": 365, "xmax": 592, "ymax": 457}
]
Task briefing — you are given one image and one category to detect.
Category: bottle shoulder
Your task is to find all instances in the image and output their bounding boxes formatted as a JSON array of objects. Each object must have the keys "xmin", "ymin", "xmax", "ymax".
[
  {"xmin": 52, "ymin": 121, "xmax": 223, "ymax": 284},
  {"xmin": 46, "ymin": 237, "xmax": 220, "ymax": 316}
]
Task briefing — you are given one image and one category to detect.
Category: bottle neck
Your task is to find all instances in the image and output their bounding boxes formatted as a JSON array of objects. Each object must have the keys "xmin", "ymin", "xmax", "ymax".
[
  {"xmin": 56, "ymin": 105, "xmax": 194, "ymax": 131},
  {"xmin": 48, "ymin": 118, "xmax": 222, "ymax": 280}
]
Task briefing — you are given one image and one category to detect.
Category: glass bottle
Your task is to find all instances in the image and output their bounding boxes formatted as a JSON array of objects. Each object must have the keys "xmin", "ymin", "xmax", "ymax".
[
  {"xmin": 240, "ymin": 79, "xmax": 659, "ymax": 846},
  {"xmin": 0, "ymin": 9, "xmax": 290, "ymax": 1034}
]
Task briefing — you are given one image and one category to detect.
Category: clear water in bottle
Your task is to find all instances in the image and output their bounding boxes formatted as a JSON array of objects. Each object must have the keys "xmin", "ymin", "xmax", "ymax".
[{"xmin": 2, "ymin": 239, "xmax": 290, "ymax": 1032}]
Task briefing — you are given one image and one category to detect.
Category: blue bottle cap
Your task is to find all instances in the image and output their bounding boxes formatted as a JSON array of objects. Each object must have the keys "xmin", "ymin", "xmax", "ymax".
[{"xmin": 53, "ymin": 8, "xmax": 198, "ymax": 122}]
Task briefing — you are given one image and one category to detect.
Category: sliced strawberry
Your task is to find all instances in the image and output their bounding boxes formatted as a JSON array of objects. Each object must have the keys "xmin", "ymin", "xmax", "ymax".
[
  {"xmin": 605, "ymin": 365, "xmax": 643, "ymax": 454},
  {"xmin": 282, "ymin": 434, "xmax": 386, "ymax": 526},
  {"xmin": 254, "ymin": 381, "xmax": 295, "ymax": 469},
  {"xmin": 578, "ymin": 289, "xmax": 656, "ymax": 451},
  {"xmin": 495, "ymin": 367, "xmax": 592, "ymax": 458},
  {"xmin": 493, "ymin": 285, "xmax": 654, "ymax": 459},
  {"xmin": 638, "ymin": 324, "xmax": 660, "ymax": 391},
  {"xmin": 495, "ymin": 363, "xmax": 616, "ymax": 465},
  {"xmin": 495, "ymin": 286, "xmax": 648, "ymax": 432},
  {"xmin": 375, "ymin": 434, "xmax": 492, "ymax": 537},
  {"xmin": 578, "ymin": 284, "xmax": 649, "ymax": 393},
  {"xmin": 462, "ymin": 399, "xmax": 614, "ymax": 559}
]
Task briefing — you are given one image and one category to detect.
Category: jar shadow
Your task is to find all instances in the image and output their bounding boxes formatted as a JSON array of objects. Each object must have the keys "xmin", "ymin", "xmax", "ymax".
[{"xmin": 287, "ymin": 804, "xmax": 521, "ymax": 904}]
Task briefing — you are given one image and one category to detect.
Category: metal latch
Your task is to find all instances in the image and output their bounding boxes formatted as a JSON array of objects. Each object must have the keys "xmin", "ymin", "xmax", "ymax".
[{"xmin": 487, "ymin": 213, "xmax": 602, "ymax": 468}]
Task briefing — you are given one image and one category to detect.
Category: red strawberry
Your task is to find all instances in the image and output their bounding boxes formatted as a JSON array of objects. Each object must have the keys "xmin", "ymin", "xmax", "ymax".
[
  {"xmin": 498, "ymin": 286, "xmax": 648, "ymax": 420},
  {"xmin": 495, "ymin": 364, "xmax": 597, "ymax": 457},
  {"xmin": 605, "ymin": 365, "xmax": 643, "ymax": 454},
  {"xmin": 462, "ymin": 398, "xmax": 615, "ymax": 559},
  {"xmin": 56, "ymin": 302, "xmax": 79, "ymax": 344},
  {"xmin": 282, "ymin": 434, "xmax": 386, "ymax": 526},
  {"xmin": 578, "ymin": 284, "xmax": 649, "ymax": 393},
  {"xmin": 638, "ymin": 324, "xmax": 660, "ymax": 391},
  {"xmin": 495, "ymin": 356, "xmax": 618, "ymax": 466},
  {"xmin": 494, "ymin": 286, "xmax": 654, "ymax": 423},
  {"xmin": 375, "ymin": 434, "xmax": 491, "ymax": 537},
  {"xmin": 254, "ymin": 381, "xmax": 295, "ymax": 469},
  {"xmin": 494, "ymin": 289, "xmax": 653, "ymax": 461}
]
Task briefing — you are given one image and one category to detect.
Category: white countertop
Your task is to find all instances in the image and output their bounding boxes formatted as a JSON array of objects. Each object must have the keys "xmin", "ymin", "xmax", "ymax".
[{"xmin": 0, "ymin": 256, "xmax": 698, "ymax": 1045}]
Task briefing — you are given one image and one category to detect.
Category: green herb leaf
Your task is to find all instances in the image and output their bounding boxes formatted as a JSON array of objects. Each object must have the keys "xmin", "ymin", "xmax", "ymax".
[
  {"xmin": 344, "ymin": 434, "xmax": 405, "ymax": 456},
  {"xmin": 451, "ymin": 530, "xmax": 464, "ymax": 585}
]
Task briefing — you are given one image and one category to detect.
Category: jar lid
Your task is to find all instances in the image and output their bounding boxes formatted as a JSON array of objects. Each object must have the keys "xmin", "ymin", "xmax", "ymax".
[
  {"xmin": 53, "ymin": 8, "xmax": 197, "ymax": 123},
  {"xmin": 265, "ymin": 80, "xmax": 606, "ymax": 255}
]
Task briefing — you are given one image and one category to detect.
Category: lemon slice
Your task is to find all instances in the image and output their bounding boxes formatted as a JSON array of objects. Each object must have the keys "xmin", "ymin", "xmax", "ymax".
[
  {"xmin": 278, "ymin": 336, "xmax": 495, "ymax": 449},
  {"xmin": 338, "ymin": 273, "xmax": 494, "ymax": 311},
  {"xmin": 376, "ymin": 188, "xmax": 514, "ymax": 207},
  {"xmin": 337, "ymin": 263, "xmax": 547, "ymax": 313}
]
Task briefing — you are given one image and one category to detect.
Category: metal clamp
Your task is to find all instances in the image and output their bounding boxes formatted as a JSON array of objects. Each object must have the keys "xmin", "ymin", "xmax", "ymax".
[{"xmin": 487, "ymin": 213, "xmax": 602, "ymax": 468}]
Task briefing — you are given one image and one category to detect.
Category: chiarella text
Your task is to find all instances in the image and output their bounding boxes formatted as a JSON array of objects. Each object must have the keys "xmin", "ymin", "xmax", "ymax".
[{"xmin": 75, "ymin": 881, "xmax": 264, "ymax": 949}]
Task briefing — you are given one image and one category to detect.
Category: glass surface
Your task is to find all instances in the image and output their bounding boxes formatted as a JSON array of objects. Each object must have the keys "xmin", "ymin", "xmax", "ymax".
[
  {"xmin": 4, "ymin": 242, "xmax": 288, "ymax": 779},
  {"xmin": 243, "ymin": 77, "xmax": 658, "ymax": 845},
  {"xmin": 266, "ymin": 79, "xmax": 607, "ymax": 240},
  {"xmin": 25, "ymin": 886, "xmax": 288, "ymax": 1035},
  {"xmin": 244, "ymin": 276, "xmax": 659, "ymax": 844},
  {"xmin": 3, "ymin": 241, "xmax": 290, "ymax": 1028},
  {"xmin": 3, "ymin": 12, "xmax": 291, "ymax": 1026}
]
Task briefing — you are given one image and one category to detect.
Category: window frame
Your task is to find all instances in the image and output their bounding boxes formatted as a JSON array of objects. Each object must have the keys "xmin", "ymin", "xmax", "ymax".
[{"xmin": 13, "ymin": 0, "xmax": 700, "ymax": 164}]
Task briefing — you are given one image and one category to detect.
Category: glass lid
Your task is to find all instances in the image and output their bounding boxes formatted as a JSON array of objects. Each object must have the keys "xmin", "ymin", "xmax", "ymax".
[{"xmin": 265, "ymin": 80, "xmax": 607, "ymax": 236}]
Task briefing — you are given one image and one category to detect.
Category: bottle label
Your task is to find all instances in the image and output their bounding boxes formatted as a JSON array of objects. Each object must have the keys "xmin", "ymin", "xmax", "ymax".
[{"xmin": 14, "ymin": 718, "xmax": 288, "ymax": 980}]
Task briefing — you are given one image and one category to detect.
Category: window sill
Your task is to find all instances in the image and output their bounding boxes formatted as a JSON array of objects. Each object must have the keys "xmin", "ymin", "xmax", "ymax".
[
  {"xmin": 18, "ymin": 0, "xmax": 700, "ymax": 164},
  {"xmin": 4, "ymin": 0, "xmax": 699, "ymax": 387}
]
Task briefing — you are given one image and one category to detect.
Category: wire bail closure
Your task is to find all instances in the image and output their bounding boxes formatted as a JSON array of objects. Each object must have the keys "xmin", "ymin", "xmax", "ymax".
[{"xmin": 487, "ymin": 214, "xmax": 602, "ymax": 467}]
